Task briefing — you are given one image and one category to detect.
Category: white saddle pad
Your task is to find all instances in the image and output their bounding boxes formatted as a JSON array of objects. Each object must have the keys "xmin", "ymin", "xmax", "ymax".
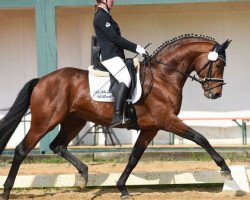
[{"xmin": 88, "ymin": 58, "xmax": 142, "ymax": 104}]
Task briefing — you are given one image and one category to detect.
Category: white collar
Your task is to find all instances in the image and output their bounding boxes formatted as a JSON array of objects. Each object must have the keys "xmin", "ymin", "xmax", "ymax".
[
  {"xmin": 99, "ymin": 6, "xmax": 109, "ymax": 14},
  {"xmin": 103, "ymin": 7, "xmax": 109, "ymax": 13}
]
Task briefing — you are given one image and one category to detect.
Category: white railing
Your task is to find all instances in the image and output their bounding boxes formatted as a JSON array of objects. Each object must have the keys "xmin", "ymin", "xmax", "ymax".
[{"xmin": 1, "ymin": 110, "xmax": 249, "ymax": 147}]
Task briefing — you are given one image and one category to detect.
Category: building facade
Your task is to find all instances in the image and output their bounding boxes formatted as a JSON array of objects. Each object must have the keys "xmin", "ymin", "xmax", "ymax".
[{"xmin": 0, "ymin": 0, "xmax": 250, "ymax": 150}]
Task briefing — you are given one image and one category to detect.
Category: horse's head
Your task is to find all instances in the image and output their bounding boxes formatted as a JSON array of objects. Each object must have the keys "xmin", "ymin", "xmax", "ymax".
[{"xmin": 194, "ymin": 40, "xmax": 231, "ymax": 99}]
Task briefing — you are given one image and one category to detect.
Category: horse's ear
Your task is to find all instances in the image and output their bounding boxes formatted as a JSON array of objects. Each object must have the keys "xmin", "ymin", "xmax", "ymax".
[
  {"xmin": 217, "ymin": 39, "xmax": 232, "ymax": 53},
  {"xmin": 224, "ymin": 39, "xmax": 232, "ymax": 49}
]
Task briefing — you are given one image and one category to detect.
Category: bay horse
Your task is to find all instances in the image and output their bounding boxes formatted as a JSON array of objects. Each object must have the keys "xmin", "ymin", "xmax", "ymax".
[{"xmin": 0, "ymin": 34, "xmax": 232, "ymax": 199}]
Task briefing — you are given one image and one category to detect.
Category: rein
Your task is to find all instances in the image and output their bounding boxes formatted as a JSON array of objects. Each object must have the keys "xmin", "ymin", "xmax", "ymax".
[
  {"xmin": 151, "ymin": 58, "xmax": 202, "ymax": 83},
  {"xmin": 140, "ymin": 55, "xmax": 154, "ymax": 99}
]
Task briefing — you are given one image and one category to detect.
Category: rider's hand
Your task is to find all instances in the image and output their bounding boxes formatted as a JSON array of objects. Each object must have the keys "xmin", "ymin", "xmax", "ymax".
[{"xmin": 136, "ymin": 45, "xmax": 147, "ymax": 56}]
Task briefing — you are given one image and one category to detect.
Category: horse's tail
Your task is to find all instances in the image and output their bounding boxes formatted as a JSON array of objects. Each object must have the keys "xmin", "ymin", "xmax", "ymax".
[{"xmin": 0, "ymin": 78, "xmax": 40, "ymax": 156}]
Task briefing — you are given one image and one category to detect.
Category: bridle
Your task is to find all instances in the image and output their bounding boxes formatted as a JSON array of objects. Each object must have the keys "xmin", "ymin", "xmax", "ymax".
[
  {"xmin": 196, "ymin": 44, "xmax": 227, "ymax": 95},
  {"xmin": 141, "ymin": 41, "xmax": 230, "ymax": 99}
]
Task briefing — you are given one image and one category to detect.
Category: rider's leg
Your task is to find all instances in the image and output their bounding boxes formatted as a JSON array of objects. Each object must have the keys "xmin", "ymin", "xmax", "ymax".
[
  {"xmin": 102, "ymin": 57, "xmax": 131, "ymax": 126},
  {"xmin": 111, "ymin": 82, "xmax": 129, "ymax": 126}
]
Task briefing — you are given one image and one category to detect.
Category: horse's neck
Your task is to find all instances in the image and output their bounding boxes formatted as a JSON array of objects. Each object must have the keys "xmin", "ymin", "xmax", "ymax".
[{"xmin": 154, "ymin": 42, "xmax": 213, "ymax": 88}]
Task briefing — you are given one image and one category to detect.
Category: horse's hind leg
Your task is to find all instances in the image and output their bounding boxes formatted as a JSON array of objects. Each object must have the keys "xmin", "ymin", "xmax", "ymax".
[
  {"xmin": 167, "ymin": 116, "xmax": 232, "ymax": 180},
  {"xmin": 1, "ymin": 121, "xmax": 59, "ymax": 200},
  {"xmin": 116, "ymin": 129, "xmax": 158, "ymax": 198},
  {"xmin": 49, "ymin": 114, "xmax": 88, "ymax": 188}
]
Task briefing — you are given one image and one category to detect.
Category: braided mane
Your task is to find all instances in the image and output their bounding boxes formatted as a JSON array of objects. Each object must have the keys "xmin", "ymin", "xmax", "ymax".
[{"xmin": 151, "ymin": 34, "xmax": 216, "ymax": 57}]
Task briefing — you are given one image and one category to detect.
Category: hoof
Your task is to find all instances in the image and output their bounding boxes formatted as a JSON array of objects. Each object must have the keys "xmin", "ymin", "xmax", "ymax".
[
  {"xmin": 79, "ymin": 177, "xmax": 87, "ymax": 189},
  {"xmin": 221, "ymin": 170, "xmax": 233, "ymax": 180},
  {"xmin": 120, "ymin": 194, "xmax": 132, "ymax": 199},
  {"xmin": 79, "ymin": 173, "xmax": 88, "ymax": 189}
]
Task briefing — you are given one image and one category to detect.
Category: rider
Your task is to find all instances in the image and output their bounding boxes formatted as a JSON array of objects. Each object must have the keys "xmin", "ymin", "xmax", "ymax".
[{"xmin": 93, "ymin": 0, "xmax": 147, "ymax": 127}]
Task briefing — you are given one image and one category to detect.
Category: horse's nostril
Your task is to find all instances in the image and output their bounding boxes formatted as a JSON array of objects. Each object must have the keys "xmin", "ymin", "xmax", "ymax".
[{"xmin": 213, "ymin": 93, "xmax": 222, "ymax": 98}]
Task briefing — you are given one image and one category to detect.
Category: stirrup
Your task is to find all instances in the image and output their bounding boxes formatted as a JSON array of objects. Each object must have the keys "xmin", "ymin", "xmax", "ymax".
[
  {"xmin": 110, "ymin": 121, "xmax": 123, "ymax": 127},
  {"xmin": 110, "ymin": 115, "xmax": 124, "ymax": 127}
]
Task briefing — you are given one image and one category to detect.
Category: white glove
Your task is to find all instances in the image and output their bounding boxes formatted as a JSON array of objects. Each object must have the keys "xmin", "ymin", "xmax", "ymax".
[{"xmin": 136, "ymin": 45, "xmax": 147, "ymax": 56}]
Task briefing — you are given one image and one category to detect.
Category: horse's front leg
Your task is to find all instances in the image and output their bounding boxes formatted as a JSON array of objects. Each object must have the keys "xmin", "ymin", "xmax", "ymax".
[
  {"xmin": 116, "ymin": 129, "xmax": 158, "ymax": 199},
  {"xmin": 167, "ymin": 116, "xmax": 232, "ymax": 179}
]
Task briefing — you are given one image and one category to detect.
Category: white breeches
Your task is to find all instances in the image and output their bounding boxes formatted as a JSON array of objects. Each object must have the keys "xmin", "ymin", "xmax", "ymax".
[{"xmin": 101, "ymin": 57, "xmax": 131, "ymax": 88}]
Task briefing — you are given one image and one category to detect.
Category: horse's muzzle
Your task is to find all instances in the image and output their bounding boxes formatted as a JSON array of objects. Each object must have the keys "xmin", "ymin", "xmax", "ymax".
[{"xmin": 211, "ymin": 92, "xmax": 222, "ymax": 99}]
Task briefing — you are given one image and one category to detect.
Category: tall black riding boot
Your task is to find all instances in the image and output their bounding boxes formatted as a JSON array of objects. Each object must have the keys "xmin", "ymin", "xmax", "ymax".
[{"xmin": 111, "ymin": 83, "xmax": 129, "ymax": 127}]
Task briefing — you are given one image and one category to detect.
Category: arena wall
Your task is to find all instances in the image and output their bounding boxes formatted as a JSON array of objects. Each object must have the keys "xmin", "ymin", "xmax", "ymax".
[{"xmin": 0, "ymin": 2, "xmax": 250, "ymax": 147}]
